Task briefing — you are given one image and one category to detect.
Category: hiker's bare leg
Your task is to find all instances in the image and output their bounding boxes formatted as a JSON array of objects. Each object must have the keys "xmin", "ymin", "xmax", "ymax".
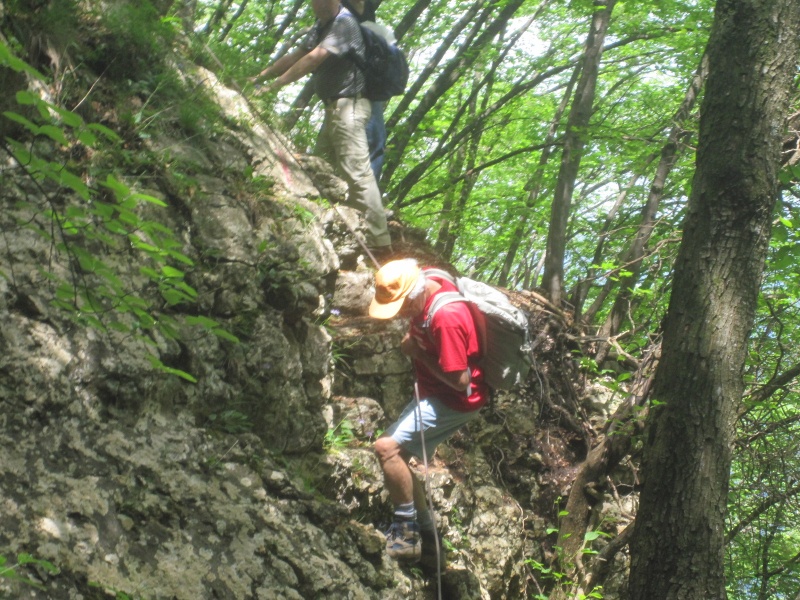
[{"xmin": 374, "ymin": 435, "xmax": 414, "ymax": 505}]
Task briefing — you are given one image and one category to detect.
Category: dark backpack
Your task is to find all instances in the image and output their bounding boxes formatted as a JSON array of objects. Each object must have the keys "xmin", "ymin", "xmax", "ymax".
[
  {"xmin": 422, "ymin": 269, "xmax": 534, "ymax": 391},
  {"xmin": 347, "ymin": 22, "xmax": 409, "ymax": 101}
]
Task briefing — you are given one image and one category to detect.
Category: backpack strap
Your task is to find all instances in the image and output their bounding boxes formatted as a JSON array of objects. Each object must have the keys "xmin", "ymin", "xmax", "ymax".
[
  {"xmin": 422, "ymin": 270, "xmax": 488, "ymax": 359},
  {"xmin": 422, "ymin": 291, "xmax": 466, "ymax": 331},
  {"xmin": 340, "ymin": 11, "xmax": 368, "ymax": 72},
  {"xmin": 422, "ymin": 267, "xmax": 456, "ymax": 287}
]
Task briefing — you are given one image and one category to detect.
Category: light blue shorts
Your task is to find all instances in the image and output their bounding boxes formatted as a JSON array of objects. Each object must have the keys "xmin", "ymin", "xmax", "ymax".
[{"xmin": 386, "ymin": 397, "xmax": 481, "ymax": 460}]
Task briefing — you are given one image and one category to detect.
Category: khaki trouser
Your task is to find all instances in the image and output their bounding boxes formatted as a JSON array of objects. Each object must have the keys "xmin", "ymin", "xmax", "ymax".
[{"xmin": 316, "ymin": 97, "xmax": 391, "ymax": 248}]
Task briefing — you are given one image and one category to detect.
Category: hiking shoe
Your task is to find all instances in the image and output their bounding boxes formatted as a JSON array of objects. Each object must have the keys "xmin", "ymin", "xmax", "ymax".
[
  {"xmin": 419, "ymin": 529, "xmax": 446, "ymax": 572},
  {"xmin": 385, "ymin": 520, "xmax": 421, "ymax": 562}
]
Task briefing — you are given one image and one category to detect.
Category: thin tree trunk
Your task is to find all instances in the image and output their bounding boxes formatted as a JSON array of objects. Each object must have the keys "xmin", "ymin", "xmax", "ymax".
[
  {"xmin": 570, "ymin": 168, "xmax": 648, "ymax": 315},
  {"xmin": 628, "ymin": 1, "xmax": 800, "ymax": 598},
  {"xmin": 217, "ymin": 0, "xmax": 249, "ymax": 42},
  {"xmin": 267, "ymin": 0, "xmax": 306, "ymax": 58},
  {"xmin": 381, "ymin": 0, "xmax": 526, "ymax": 184},
  {"xmin": 389, "ymin": 57, "xmax": 571, "ymax": 204},
  {"xmin": 542, "ymin": 0, "xmax": 617, "ymax": 307},
  {"xmin": 201, "ymin": 0, "xmax": 234, "ymax": 37},
  {"xmin": 440, "ymin": 75, "xmax": 486, "ymax": 260},
  {"xmin": 551, "ymin": 348, "xmax": 656, "ymax": 598},
  {"xmin": 388, "ymin": 29, "xmax": 660, "ymax": 205},
  {"xmin": 387, "ymin": 0, "xmax": 486, "ymax": 132},
  {"xmin": 584, "ymin": 54, "xmax": 709, "ymax": 362},
  {"xmin": 434, "ymin": 125, "xmax": 467, "ymax": 257},
  {"xmin": 393, "ymin": 0, "xmax": 431, "ymax": 41},
  {"xmin": 498, "ymin": 61, "xmax": 578, "ymax": 287}
]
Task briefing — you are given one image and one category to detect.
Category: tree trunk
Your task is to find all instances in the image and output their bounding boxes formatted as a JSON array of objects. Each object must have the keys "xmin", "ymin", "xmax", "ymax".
[
  {"xmin": 628, "ymin": 1, "xmax": 800, "ymax": 598},
  {"xmin": 570, "ymin": 168, "xmax": 647, "ymax": 316},
  {"xmin": 542, "ymin": 0, "xmax": 616, "ymax": 307}
]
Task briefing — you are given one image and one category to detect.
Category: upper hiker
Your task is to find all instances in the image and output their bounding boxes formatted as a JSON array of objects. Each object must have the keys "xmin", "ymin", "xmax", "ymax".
[
  {"xmin": 251, "ymin": 0, "xmax": 392, "ymax": 256},
  {"xmin": 369, "ymin": 258, "xmax": 489, "ymax": 568},
  {"xmin": 341, "ymin": 0, "xmax": 387, "ymax": 182}
]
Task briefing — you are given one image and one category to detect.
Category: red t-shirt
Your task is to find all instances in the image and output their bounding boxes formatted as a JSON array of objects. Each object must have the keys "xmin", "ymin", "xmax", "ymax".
[{"xmin": 408, "ymin": 276, "xmax": 489, "ymax": 412}]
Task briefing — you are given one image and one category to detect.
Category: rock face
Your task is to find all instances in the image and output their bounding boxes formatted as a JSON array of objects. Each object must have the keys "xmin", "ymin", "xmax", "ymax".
[
  {"xmin": 2, "ymin": 410, "xmax": 420, "ymax": 599},
  {"xmin": 0, "ymin": 55, "xmax": 631, "ymax": 600}
]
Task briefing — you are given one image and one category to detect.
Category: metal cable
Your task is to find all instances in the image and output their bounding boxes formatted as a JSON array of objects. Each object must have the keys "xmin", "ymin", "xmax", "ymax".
[{"xmin": 415, "ymin": 382, "xmax": 443, "ymax": 600}]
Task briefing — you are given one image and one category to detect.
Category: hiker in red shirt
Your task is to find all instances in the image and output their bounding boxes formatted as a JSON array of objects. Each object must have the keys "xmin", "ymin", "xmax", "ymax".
[{"xmin": 369, "ymin": 258, "xmax": 488, "ymax": 568}]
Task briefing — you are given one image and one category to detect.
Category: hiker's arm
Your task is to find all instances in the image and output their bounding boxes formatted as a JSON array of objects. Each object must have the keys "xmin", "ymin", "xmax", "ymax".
[
  {"xmin": 255, "ymin": 47, "xmax": 330, "ymax": 91},
  {"xmin": 401, "ymin": 334, "xmax": 470, "ymax": 391},
  {"xmin": 252, "ymin": 48, "xmax": 308, "ymax": 83}
]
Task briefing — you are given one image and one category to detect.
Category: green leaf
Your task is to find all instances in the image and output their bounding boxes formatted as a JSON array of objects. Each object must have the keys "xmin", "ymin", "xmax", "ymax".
[
  {"xmin": 213, "ymin": 328, "xmax": 240, "ymax": 343},
  {"xmin": 131, "ymin": 192, "xmax": 167, "ymax": 207},
  {"xmin": 87, "ymin": 123, "xmax": 121, "ymax": 142},
  {"xmin": 186, "ymin": 315, "xmax": 219, "ymax": 328},
  {"xmin": 15, "ymin": 90, "xmax": 39, "ymax": 106},
  {"xmin": 57, "ymin": 170, "xmax": 90, "ymax": 200},
  {"xmin": 3, "ymin": 110, "xmax": 39, "ymax": 133},
  {"xmin": 39, "ymin": 124, "xmax": 69, "ymax": 145},
  {"xmin": 161, "ymin": 288, "xmax": 193, "ymax": 305},
  {"xmin": 0, "ymin": 43, "xmax": 44, "ymax": 78},
  {"xmin": 161, "ymin": 265, "xmax": 185, "ymax": 278},
  {"xmin": 139, "ymin": 266, "xmax": 161, "ymax": 280},
  {"xmin": 49, "ymin": 104, "xmax": 83, "ymax": 128},
  {"xmin": 167, "ymin": 250, "xmax": 194, "ymax": 266},
  {"xmin": 133, "ymin": 308, "xmax": 156, "ymax": 329},
  {"xmin": 147, "ymin": 355, "xmax": 197, "ymax": 382},
  {"xmin": 173, "ymin": 281, "xmax": 197, "ymax": 298},
  {"xmin": 108, "ymin": 321, "xmax": 131, "ymax": 333},
  {"xmin": 17, "ymin": 554, "xmax": 59, "ymax": 574},
  {"xmin": 76, "ymin": 129, "xmax": 98, "ymax": 147},
  {"xmin": 131, "ymin": 238, "xmax": 160, "ymax": 254},
  {"xmin": 102, "ymin": 174, "xmax": 131, "ymax": 201}
]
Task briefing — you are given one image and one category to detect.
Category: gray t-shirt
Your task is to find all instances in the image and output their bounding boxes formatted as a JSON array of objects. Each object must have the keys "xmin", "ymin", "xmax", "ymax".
[{"xmin": 304, "ymin": 8, "xmax": 365, "ymax": 101}]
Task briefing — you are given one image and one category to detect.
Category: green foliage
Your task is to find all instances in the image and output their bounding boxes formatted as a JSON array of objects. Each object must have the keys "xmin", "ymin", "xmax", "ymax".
[
  {"xmin": 86, "ymin": 1, "xmax": 177, "ymax": 81},
  {"xmin": 526, "ymin": 557, "xmax": 604, "ymax": 599},
  {"xmin": 89, "ymin": 580, "xmax": 139, "ymax": 599},
  {"xmin": 0, "ymin": 553, "xmax": 59, "ymax": 590},
  {"xmin": 323, "ymin": 419, "xmax": 355, "ymax": 452},
  {"xmin": 0, "ymin": 38, "xmax": 237, "ymax": 383},
  {"xmin": 445, "ymin": 507, "xmax": 469, "ymax": 552},
  {"xmin": 207, "ymin": 408, "xmax": 253, "ymax": 434}
]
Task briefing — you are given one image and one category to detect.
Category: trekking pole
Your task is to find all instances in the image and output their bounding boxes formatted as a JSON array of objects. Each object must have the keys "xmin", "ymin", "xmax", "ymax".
[
  {"xmin": 202, "ymin": 43, "xmax": 383, "ymax": 270},
  {"xmin": 415, "ymin": 382, "xmax": 443, "ymax": 600}
]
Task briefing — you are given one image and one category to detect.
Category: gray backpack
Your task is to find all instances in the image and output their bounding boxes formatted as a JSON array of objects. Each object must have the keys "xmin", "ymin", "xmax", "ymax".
[{"xmin": 422, "ymin": 269, "xmax": 533, "ymax": 391}]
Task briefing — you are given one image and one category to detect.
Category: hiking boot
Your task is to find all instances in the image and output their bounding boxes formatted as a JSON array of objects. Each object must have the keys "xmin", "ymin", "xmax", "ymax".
[
  {"xmin": 419, "ymin": 529, "xmax": 446, "ymax": 572},
  {"xmin": 385, "ymin": 520, "xmax": 421, "ymax": 562}
]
